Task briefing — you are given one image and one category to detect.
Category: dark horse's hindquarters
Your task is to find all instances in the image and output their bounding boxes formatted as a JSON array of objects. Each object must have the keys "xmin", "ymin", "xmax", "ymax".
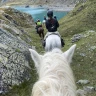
[{"xmin": 37, "ymin": 27, "xmax": 44, "ymax": 39}]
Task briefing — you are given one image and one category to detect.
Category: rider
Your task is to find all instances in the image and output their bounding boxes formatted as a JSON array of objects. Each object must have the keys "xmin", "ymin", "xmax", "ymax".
[
  {"xmin": 43, "ymin": 10, "xmax": 64, "ymax": 47},
  {"xmin": 46, "ymin": 10, "xmax": 59, "ymax": 32},
  {"xmin": 36, "ymin": 19, "xmax": 42, "ymax": 33},
  {"xmin": 42, "ymin": 15, "xmax": 46, "ymax": 25},
  {"xmin": 44, "ymin": 15, "xmax": 46, "ymax": 21}
]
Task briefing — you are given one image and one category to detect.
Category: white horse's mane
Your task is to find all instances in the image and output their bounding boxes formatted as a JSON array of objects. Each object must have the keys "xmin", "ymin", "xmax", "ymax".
[{"xmin": 29, "ymin": 44, "xmax": 77, "ymax": 96}]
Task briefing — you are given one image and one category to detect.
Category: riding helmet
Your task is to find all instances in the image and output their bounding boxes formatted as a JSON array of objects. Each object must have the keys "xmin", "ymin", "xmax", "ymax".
[
  {"xmin": 47, "ymin": 10, "xmax": 53, "ymax": 17},
  {"xmin": 37, "ymin": 19, "xmax": 40, "ymax": 22}
]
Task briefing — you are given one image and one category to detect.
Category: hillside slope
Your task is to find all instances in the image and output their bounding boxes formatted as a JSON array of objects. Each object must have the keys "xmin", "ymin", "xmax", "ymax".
[
  {"xmin": 58, "ymin": 0, "xmax": 96, "ymax": 96},
  {"xmin": 0, "ymin": 7, "xmax": 42, "ymax": 96},
  {"xmin": 59, "ymin": 0, "xmax": 96, "ymax": 36}
]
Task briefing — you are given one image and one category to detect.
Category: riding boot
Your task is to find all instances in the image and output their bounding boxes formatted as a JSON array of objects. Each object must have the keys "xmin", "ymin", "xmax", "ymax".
[
  {"xmin": 37, "ymin": 28, "xmax": 38, "ymax": 33},
  {"xmin": 61, "ymin": 38, "xmax": 65, "ymax": 47},
  {"xmin": 42, "ymin": 40, "xmax": 46, "ymax": 47}
]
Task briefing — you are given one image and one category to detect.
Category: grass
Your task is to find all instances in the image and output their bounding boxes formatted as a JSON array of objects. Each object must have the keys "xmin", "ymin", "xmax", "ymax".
[{"xmin": 58, "ymin": 1, "xmax": 96, "ymax": 95}]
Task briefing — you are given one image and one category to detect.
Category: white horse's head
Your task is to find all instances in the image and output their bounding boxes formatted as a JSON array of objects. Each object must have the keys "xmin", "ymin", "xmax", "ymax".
[{"xmin": 29, "ymin": 44, "xmax": 77, "ymax": 96}]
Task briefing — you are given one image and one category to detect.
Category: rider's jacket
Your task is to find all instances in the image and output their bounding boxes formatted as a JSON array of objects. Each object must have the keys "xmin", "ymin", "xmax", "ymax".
[
  {"xmin": 45, "ymin": 18, "xmax": 59, "ymax": 32},
  {"xmin": 37, "ymin": 21, "xmax": 42, "ymax": 27}
]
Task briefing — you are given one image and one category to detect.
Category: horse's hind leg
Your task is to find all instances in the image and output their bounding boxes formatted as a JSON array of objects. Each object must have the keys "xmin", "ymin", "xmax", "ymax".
[
  {"xmin": 39, "ymin": 33, "xmax": 41, "ymax": 38},
  {"xmin": 42, "ymin": 31, "xmax": 44, "ymax": 39}
]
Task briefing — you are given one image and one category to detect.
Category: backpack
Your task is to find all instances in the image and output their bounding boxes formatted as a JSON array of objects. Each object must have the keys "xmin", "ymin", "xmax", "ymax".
[
  {"xmin": 46, "ymin": 18, "xmax": 59, "ymax": 32},
  {"xmin": 50, "ymin": 18, "xmax": 55, "ymax": 29}
]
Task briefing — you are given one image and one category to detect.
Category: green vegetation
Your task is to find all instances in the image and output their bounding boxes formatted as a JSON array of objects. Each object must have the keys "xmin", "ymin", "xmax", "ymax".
[
  {"xmin": 58, "ymin": 0, "xmax": 96, "ymax": 95},
  {"xmin": 4, "ymin": 7, "xmax": 34, "ymax": 28},
  {"xmin": 59, "ymin": 0, "xmax": 96, "ymax": 37}
]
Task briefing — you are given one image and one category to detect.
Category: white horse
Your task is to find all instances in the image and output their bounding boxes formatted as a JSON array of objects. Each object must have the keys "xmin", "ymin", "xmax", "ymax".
[
  {"xmin": 44, "ymin": 32, "xmax": 62, "ymax": 52},
  {"xmin": 29, "ymin": 44, "xmax": 77, "ymax": 96}
]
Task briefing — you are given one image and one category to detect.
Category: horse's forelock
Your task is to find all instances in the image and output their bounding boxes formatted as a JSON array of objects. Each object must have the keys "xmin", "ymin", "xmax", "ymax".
[
  {"xmin": 43, "ymin": 48, "xmax": 63, "ymax": 60},
  {"xmin": 52, "ymin": 48, "xmax": 62, "ymax": 53}
]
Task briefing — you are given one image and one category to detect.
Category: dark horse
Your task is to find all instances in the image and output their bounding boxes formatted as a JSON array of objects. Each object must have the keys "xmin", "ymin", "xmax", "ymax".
[{"xmin": 37, "ymin": 27, "xmax": 44, "ymax": 39}]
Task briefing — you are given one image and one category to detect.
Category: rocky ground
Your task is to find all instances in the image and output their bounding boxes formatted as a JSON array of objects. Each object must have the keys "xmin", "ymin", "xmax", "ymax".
[
  {"xmin": 29, "ymin": 4, "xmax": 75, "ymax": 11},
  {"xmin": 0, "ymin": 7, "xmax": 35, "ymax": 94}
]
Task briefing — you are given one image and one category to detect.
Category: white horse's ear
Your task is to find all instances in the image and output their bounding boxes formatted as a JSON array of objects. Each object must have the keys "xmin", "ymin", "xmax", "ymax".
[
  {"xmin": 63, "ymin": 44, "xmax": 76, "ymax": 64},
  {"xmin": 29, "ymin": 49, "xmax": 42, "ymax": 70}
]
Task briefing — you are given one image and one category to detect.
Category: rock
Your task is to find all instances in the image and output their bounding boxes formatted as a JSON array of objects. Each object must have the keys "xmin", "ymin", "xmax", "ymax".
[
  {"xmin": 71, "ymin": 34, "xmax": 83, "ymax": 43},
  {"xmin": 25, "ymin": 5, "xmax": 29, "ymax": 8},
  {"xmin": 83, "ymin": 86, "xmax": 96, "ymax": 93},
  {"xmin": 90, "ymin": 46, "xmax": 96, "ymax": 50},
  {"xmin": 77, "ymin": 80, "xmax": 90, "ymax": 84},
  {"xmin": 0, "ymin": 28, "xmax": 32, "ymax": 93},
  {"xmin": 80, "ymin": 53, "xmax": 86, "ymax": 57},
  {"xmin": 76, "ymin": 89, "xmax": 87, "ymax": 96}
]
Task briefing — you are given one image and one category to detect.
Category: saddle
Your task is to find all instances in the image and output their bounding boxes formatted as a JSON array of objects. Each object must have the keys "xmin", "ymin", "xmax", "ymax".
[
  {"xmin": 38, "ymin": 27, "xmax": 43, "ymax": 31},
  {"xmin": 44, "ymin": 31, "xmax": 61, "ymax": 40}
]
